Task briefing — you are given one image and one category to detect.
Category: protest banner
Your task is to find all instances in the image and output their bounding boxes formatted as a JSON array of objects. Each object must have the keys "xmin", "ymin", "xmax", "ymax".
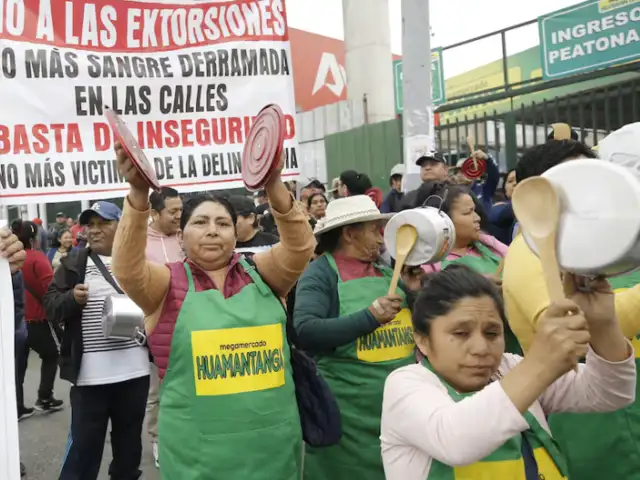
[{"xmin": 0, "ymin": 0, "xmax": 299, "ymax": 205}]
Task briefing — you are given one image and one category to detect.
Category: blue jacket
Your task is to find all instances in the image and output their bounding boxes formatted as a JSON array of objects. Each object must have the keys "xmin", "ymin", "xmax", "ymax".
[
  {"xmin": 12, "ymin": 272, "xmax": 27, "ymax": 342},
  {"xmin": 470, "ymin": 155, "xmax": 500, "ymax": 214},
  {"xmin": 488, "ymin": 200, "xmax": 516, "ymax": 245},
  {"xmin": 46, "ymin": 247, "xmax": 77, "ymax": 263}
]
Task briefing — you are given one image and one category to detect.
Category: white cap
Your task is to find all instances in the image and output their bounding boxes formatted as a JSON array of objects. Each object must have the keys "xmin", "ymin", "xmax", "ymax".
[{"xmin": 389, "ymin": 164, "xmax": 406, "ymax": 177}]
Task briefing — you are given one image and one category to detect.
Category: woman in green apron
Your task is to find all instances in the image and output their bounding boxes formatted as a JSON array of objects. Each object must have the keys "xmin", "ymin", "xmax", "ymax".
[
  {"xmin": 414, "ymin": 182, "xmax": 523, "ymax": 355},
  {"xmin": 293, "ymin": 195, "xmax": 424, "ymax": 480},
  {"xmin": 110, "ymin": 143, "xmax": 316, "ymax": 480},
  {"xmin": 381, "ymin": 265, "xmax": 635, "ymax": 479}
]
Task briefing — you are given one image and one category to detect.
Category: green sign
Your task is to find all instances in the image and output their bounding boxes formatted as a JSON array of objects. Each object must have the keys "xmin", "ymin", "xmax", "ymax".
[
  {"xmin": 393, "ymin": 48, "xmax": 446, "ymax": 114},
  {"xmin": 538, "ymin": 0, "xmax": 640, "ymax": 80}
]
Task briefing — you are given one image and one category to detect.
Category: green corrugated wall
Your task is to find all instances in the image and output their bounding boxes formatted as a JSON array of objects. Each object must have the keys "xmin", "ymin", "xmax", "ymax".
[{"xmin": 324, "ymin": 118, "xmax": 403, "ymax": 190}]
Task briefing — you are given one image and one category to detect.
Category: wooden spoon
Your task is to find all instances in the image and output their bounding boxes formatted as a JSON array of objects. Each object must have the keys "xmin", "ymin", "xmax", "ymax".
[
  {"xmin": 513, "ymin": 177, "xmax": 581, "ymax": 370},
  {"xmin": 511, "ymin": 177, "xmax": 564, "ymax": 302},
  {"xmin": 388, "ymin": 225, "xmax": 418, "ymax": 295}
]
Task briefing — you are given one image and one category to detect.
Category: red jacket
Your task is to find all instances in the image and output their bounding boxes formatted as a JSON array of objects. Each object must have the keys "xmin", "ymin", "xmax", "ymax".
[{"xmin": 22, "ymin": 249, "xmax": 54, "ymax": 322}]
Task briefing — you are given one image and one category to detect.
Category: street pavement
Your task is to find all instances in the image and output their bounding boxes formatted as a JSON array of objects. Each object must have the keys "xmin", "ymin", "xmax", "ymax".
[{"xmin": 18, "ymin": 356, "xmax": 159, "ymax": 480}]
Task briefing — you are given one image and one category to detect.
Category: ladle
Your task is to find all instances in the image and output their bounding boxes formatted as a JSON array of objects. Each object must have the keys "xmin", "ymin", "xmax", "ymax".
[
  {"xmin": 511, "ymin": 176, "xmax": 564, "ymax": 302},
  {"xmin": 388, "ymin": 225, "xmax": 418, "ymax": 296}
]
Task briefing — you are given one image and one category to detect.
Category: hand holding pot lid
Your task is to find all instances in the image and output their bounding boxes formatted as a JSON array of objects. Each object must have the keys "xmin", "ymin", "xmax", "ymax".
[
  {"xmin": 106, "ymin": 109, "xmax": 161, "ymax": 192},
  {"xmin": 242, "ymin": 104, "xmax": 286, "ymax": 191}
]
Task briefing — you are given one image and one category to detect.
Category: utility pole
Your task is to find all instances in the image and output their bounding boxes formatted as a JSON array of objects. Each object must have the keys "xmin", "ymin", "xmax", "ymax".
[
  {"xmin": 401, "ymin": 0, "xmax": 434, "ymax": 192},
  {"xmin": 342, "ymin": 0, "xmax": 396, "ymax": 124}
]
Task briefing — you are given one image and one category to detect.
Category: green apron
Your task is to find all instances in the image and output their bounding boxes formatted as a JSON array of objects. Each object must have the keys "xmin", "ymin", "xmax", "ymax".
[
  {"xmin": 422, "ymin": 358, "xmax": 568, "ymax": 479},
  {"xmin": 303, "ymin": 253, "xmax": 415, "ymax": 480},
  {"xmin": 441, "ymin": 241, "xmax": 502, "ymax": 275},
  {"xmin": 442, "ymin": 242, "xmax": 523, "ymax": 356},
  {"xmin": 158, "ymin": 259, "xmax": 302, "ymax": 480},
  {"xmin": 548, "ymin": 270, "xmax": 640, "ymax": 479}
]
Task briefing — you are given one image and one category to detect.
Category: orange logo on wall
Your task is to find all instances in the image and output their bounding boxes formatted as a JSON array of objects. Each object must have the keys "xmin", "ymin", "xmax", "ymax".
[{"xmin": 289, "ymin": 29, "xmax": 401, "ymax": 112}]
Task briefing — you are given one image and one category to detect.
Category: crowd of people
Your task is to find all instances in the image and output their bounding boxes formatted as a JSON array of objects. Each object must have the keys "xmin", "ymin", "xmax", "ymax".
[{"xmin": 8, "ymin": 121, "xmax": 640, "ymax": 479}]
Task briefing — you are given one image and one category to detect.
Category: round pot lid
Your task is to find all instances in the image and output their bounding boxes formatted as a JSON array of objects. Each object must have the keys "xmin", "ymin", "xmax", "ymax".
[
  {"xmin": 524, "ymin": 159, "xmax": 640, "ymax": 274},
  {"xmin": 461, "ymin": 157, "xmax": 486, "ymax": 180},
  {"xmin": 105, "ymin": 109, "xmax": 161, "ymax": 192},
  {"xmin": 242, "ymin": 104, "xmax": 285, "ymax": 191}
]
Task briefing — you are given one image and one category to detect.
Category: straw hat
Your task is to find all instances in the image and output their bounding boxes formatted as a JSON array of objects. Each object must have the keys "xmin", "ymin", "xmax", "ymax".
[{"xmin": 313, "ymin": 195, "xmax": 392, "ymax": 236}]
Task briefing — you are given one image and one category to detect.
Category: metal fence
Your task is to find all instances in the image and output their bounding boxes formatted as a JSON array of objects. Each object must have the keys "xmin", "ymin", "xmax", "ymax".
[{"xmin": 436, "ymin": 77, "xmax": 640, "ymax": 171}]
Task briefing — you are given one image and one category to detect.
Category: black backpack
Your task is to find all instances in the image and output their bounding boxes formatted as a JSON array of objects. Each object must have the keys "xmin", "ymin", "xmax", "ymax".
[{"xmin": 244, "ymin": 256, "xmax": 342, "ymax": 447}]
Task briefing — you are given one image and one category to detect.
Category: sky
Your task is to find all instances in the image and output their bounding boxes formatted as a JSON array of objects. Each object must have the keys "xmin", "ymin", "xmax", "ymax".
[{"xmin": 284, "ymin": 0, "xmax": 584, "ymax": 78}]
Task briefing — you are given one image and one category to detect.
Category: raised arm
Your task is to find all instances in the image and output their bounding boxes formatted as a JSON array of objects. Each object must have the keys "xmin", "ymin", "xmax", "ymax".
[
  {"xmin": 253, "ymin": 160, "xmax": 315, "ymax": 298},
  {"xmin": 539, "ymin": 275, "xmax": 636, "ymax": 413},
  {"xmin": 504, "ymin": 235, "xmax": 640, "ymax": 351},
  {"xmin": 112, "ymin": 198, "xmax": 170, "ymax": 317},
  {"xmin": 111, "ymin": 142, "xmax": 170, "ymax": 320},
  {"xmin": 382, "ymin": 367, "xmax": 529, "ymax": 466}
]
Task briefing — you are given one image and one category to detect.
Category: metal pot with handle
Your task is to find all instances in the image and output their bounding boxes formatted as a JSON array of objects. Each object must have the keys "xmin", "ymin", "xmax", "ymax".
[
  {"xmin": 384, "ymin": 206, "xmax": 456, "ymax": 266},
  {"xmin": 101, "ymin": 294, "xmax": 146, "ymax": 346},
  {"xmin": 523, "ymin": 158, "xmax": 640, "ymax": 277}
]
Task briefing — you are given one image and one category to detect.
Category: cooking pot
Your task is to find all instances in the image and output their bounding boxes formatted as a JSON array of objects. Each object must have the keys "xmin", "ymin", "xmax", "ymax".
[
  {"xmin": 101, "ymin": 294, "xmax": 146, "ymax": 345},
  {"xmin": 384, "ymin": 206, "xmax": 456, "ymax": 266},
  {"xmin": 522, "ymin": 159, "xmax": 640, "ymax": 277}
]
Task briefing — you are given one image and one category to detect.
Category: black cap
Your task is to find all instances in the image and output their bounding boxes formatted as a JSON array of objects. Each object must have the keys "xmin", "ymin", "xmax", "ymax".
[
  {"xmin": 255, "ymin": 190, "xmax": 267, "ymax": 198},
  {"xmin": 416, "ymin": 152, "xmax": 445, "ymax": 166},
  {"xmin": 229, "ymin": 195, "xmax": 256, "ymax": 217}
]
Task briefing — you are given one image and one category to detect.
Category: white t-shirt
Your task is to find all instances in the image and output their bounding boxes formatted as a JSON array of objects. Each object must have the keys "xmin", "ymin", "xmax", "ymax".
[{"xmin": 76, "ymin": 255, "xmax": 150, "ymax": 386}]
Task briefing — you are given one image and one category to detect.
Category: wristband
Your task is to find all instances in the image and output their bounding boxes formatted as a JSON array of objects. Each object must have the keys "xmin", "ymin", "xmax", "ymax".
[{"xmin": 372, "ymin": 299, "xmax": 385, "ymax": 316}]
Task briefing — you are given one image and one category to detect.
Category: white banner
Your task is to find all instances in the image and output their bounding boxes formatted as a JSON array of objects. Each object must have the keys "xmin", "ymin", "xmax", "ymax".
[
  {"xmin": 0, "ymin": 240, "xmax": 18, "ymax": 480},
  {"xmin": 0, "ymin": 0, "xmax": 299, "ymax": 205}
]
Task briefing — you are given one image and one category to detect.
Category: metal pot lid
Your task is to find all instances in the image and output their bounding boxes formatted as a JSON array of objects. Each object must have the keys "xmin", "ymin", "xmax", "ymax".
[
  {"xmin": 242, "ymin": 104, "xmax": 285, "ymax": 191},
  {"xmin": 523, "ymin": 159, "xmax": 640, "ymax": 274},
  {"xmin": 461, "ymin": 157, "xmax": 486, "ymax": 180},
  {"xmin": 105, "ymin": 108, "xmax": 161, "ymax": 192}
]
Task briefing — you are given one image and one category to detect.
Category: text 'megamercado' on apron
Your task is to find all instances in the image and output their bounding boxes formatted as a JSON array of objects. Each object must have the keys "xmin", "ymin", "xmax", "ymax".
[
  {"xmin": 158, "ymin": 258, "xmax": 302, "ymax": 480},
  {"xmin": 303, "ymin": 253, "xmax": 415, "ymax": 480},
  {"xmin": 192, "ymin": 323, "xmax": 285, "ymax": 396}
]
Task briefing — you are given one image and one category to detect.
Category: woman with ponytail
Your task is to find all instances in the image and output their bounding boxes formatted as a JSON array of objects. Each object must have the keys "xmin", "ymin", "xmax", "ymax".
[
  {"xmin": 337, "ymin": 170, "xmax": 384, "ymax": 209},
  {"xmin": 11, "ymin": 219, "xmax": 64, "ymax": 413}
]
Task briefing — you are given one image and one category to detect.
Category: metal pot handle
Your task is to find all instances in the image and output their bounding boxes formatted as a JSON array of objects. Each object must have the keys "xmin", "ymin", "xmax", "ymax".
[
  {"xmin": 134, "ymin": 327, "xmax": 147, "ymax": 346},
  {"xmin": 422, "ymin": 188, "xmax": 449, "ymax": 213}
]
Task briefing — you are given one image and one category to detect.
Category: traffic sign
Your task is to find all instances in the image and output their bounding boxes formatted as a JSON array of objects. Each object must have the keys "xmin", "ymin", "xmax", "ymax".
[
  {"xmin": 394, "ymin": 48, "xmax": 446, "ymax": 114},
  {"xmin": 538, "ymin": 0, "xmax": 640, "ymax": 80}
]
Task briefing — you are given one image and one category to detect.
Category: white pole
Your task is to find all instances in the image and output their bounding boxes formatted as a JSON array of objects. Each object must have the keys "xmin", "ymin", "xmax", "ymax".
[
  {"xmin": 39, "ymin": 203, "xmax": 48, "ymax": 228},
  {"xmin": 401, "ymin": 0, "xmax": 434, "ymax": 192},
  {"xmin": 342, "ymin": 0, "xmax": 396, "ymax": 124},
  {"xmin": 26, "ymin": 204, "xmax": 38, "ymax": 221}
]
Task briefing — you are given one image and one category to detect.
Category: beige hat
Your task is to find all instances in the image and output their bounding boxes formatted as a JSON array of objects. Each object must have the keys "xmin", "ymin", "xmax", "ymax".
[{"xmin": 313, "ymin": 195, "xmax": 392, "ymax": 236}]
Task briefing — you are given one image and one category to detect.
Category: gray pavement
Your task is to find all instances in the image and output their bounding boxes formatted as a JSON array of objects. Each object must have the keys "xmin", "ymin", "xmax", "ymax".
[{"xmin": 18, "ymin": 356, "xmax": 159, "ymax": 480}]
